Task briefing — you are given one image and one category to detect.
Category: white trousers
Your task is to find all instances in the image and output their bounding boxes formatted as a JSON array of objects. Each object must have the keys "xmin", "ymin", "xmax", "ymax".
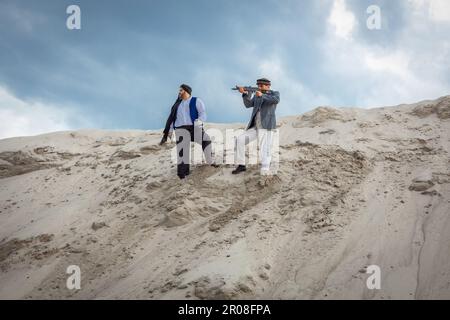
[{"xmin": 235, "ymin": 128, "xmax": 273, "ymax": 173}]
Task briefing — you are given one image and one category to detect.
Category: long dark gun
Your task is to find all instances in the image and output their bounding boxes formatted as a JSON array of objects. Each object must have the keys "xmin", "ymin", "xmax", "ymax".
[{"xmin": 232, "ymin": 86, "xmax": 274, "ymax": 94}]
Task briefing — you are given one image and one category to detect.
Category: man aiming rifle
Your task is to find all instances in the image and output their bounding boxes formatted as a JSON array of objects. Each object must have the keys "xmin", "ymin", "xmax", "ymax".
[{"xmin": 231, "ymin": 78, "xmax": 280, "ymax": 177}]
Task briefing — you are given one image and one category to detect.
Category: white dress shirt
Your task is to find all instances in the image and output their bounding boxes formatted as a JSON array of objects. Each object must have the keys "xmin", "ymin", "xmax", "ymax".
[{"xmin": 174, "ymin": 97, "xmax": 206, "ymax": 128}]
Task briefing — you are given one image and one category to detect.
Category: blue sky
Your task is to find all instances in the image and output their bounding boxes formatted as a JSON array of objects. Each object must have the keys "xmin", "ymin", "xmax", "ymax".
[{"xmin": 0, "ymin": 0, "xmax": 449, "ymax": 138}]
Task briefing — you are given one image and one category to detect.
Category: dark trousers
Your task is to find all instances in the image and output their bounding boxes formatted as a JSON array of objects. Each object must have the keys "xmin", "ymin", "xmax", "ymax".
[{"xmin": 175, "ymin": 125, "xmax": 212, "ymax": 178}]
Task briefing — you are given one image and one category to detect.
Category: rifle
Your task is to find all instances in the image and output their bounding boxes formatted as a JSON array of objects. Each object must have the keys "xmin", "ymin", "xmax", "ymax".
[{"xmin": 231, "ymin": 86, "xmax": 274, "ymax": 94}]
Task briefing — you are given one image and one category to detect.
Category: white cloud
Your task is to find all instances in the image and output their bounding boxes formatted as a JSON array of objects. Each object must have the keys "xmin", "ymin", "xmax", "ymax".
[
  {"xmin": 429, "ymin": 0, "xmax": 450, "ymax": 22},
  {"xmin": 409, "ymin": 0, "xmax": 450, "ymax": 22},
  {"xmin": 327, "ymin": 0, "xmax": 357, "ymax": 40},
  {"xmin": 321, "ymin": 0, "xmax": 450, "ymax": 107},
  {"xmin": 322, "ymin": 38, "xmax": 449, "ymax": 107},
  {"xmin": 364, "ymin": 51, "xmax": 411, "ymax": 77},
  {"xmin": 0, "ymin": 86, "xmax": 91, "ymax": 139}
]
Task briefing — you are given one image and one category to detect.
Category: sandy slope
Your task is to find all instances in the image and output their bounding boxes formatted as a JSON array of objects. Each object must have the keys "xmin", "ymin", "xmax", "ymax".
[{"xmin": 0, "ymin": 95, "xmax": 449, "ymax": 299}]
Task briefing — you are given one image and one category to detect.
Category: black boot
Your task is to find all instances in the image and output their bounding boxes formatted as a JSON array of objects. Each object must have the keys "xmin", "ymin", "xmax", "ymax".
[{"xmin": 232, "ymin": 165, "xmax": 246, "ymax": 174}]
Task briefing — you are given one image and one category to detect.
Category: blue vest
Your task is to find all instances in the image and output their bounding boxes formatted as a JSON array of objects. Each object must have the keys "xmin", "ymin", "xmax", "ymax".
[{"xmin": 189, "ymin": 97, "xmax": 198, "ymax": 122}]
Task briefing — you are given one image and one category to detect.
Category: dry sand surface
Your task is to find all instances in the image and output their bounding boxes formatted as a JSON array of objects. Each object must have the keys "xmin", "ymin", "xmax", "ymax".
[{"xmin": 0, "ymin": 95, "xmax": 449, "ymax": 299}]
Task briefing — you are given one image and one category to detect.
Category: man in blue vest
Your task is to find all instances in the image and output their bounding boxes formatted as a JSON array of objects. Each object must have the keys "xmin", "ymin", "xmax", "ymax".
[{"xmin": 160, "ymin": 84, "xmax": 218, "ymax": 179}]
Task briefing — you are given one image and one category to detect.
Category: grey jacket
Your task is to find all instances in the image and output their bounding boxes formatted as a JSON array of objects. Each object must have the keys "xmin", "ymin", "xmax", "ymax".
[{"xmin": 243, "ymin": 91, "xmax": 280, "ymax": 130}]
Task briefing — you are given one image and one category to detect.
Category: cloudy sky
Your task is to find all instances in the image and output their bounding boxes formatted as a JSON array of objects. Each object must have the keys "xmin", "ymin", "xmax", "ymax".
[{"xmin": 1, "ymin": 0, "xmax": 449, "ymax": 138}]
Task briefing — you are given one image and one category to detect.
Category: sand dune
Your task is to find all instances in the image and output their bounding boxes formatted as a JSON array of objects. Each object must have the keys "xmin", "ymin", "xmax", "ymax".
[{"xmin": 0, "ymin": 95, "xmax": 449, "ymax": 299}]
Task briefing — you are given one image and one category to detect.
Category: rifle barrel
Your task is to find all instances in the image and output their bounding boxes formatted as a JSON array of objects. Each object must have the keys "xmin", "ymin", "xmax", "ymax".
[{"xmin": 232, "ymin": 86, "xmax": 273, "ymax": 94}]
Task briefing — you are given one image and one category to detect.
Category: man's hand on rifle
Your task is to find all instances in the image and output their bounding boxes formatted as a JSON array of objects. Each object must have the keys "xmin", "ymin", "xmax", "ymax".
[
  {"xmin": 238, "ymin": 87, "xmax": 248, "ymax": 95},
  {"xmin": 255, "ymin": 90, "xmax": 263, "ymax": 97}
]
